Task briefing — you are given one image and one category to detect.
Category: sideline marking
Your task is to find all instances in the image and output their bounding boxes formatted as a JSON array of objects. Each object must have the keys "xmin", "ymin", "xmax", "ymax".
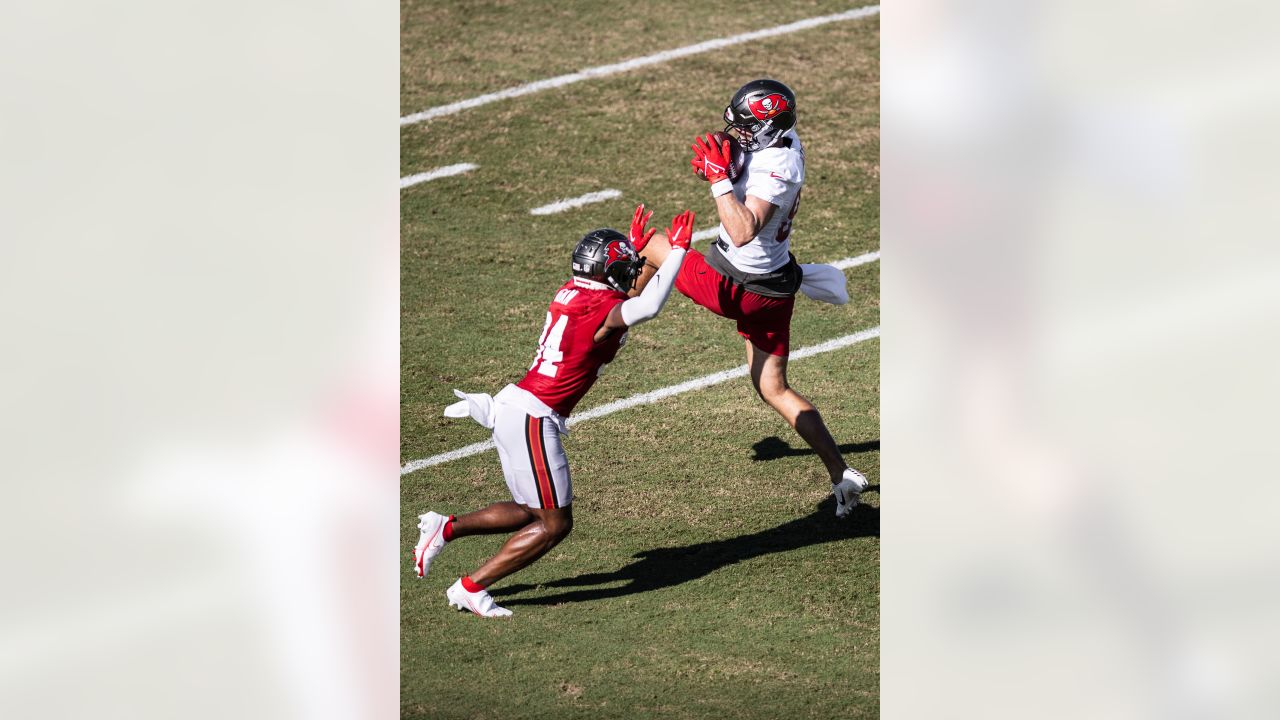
[
  {"xmin": 400, "ymin": 5, "xmax": 881, "ymax": 126},
  {"xmin": 530, "ymin": 189, "xmax": 622, "ymax": 215},
  {"xmin": 400, "ymin": 163, "xmax": 477, "ymax": 189},
  {"xmin": 401, "ymin": 322, "xmax": 880, "ymax": 475}
]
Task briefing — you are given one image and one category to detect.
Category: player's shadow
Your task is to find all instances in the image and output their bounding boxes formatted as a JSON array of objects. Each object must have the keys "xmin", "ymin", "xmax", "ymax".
[
  {"xmin": 490, "ymin": 497, "xmax": 878, "ymax": 607},
  {"xmin": 751, "ymin": 436, "xmax": 879, "ymax": 462}
]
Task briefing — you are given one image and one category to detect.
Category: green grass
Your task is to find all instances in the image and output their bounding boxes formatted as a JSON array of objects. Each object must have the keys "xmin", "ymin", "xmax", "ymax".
[
  {"xmin": 402, "ymin": 2, "xmax": 879, "ymax": 717},
  {"xmin": 401, "ymin": 0, "xmax": 875, "ymax": 115}
]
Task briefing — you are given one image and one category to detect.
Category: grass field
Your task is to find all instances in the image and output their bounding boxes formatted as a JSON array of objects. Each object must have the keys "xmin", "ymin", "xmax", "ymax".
[{"xmin": 401, "ymin": 2, "xmax": 879, "ymax": 717}]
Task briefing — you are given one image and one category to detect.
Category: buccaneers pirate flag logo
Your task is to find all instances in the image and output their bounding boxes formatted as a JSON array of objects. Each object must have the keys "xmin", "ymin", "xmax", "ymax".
[
  {"xmin": 605, "ymin": 240, "xmax": 634, "ymax": 266},
  {"xmin": 748, "ymin": 93, "xmax": 789, "ymax": 121}
]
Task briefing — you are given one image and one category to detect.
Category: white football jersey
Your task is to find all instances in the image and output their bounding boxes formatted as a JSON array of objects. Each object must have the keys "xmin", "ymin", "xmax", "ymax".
[{"xmin": 716, "ymin": 130, "xmax": 805, "ymax": 274}]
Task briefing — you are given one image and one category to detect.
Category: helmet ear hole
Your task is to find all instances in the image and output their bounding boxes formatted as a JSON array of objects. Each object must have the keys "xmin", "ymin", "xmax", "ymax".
[{"xmin": 776, "ymin": 110, "xmax": 796, "ymax": 136}]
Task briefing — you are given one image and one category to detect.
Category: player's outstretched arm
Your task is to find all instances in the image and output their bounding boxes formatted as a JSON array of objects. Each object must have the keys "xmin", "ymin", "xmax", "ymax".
[{"xmin": 594, "ymin": 210, "xmax": 694, "ymax": 341}]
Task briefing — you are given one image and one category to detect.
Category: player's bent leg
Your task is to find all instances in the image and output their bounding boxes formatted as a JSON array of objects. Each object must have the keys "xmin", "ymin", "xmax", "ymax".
[
  {"xmin": 467, "ymin": 504, "xmax": 573, "ymax": 588},
  {"xmin": 447, "ymin": 505, "xmax": 572, "ymax": 618},
  {"xmin": 451, "ymin": 501, "xmax": 535, "ymax": 537},
  {"xmin": 746, "ymin": 340, "xmax": 850, "ymax": 484},
  {"xmin": 746, "ymin": 341, "xmax": 867, "ymax": 515},
  {"xmin": 414, "ymin": 502, "xmax": 537, "ymax": 578}
]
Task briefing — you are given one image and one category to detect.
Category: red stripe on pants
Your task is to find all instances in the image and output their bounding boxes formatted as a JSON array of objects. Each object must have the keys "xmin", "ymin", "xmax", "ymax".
[{"xmin": 527, "ymin": 416, "xmax": 554, "ymax": 508}]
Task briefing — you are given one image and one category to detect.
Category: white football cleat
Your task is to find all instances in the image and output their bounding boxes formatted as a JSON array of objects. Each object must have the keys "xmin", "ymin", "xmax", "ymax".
[
  {"xmin": 833, "ymin": 468, "xmax": 869, "ymax": 518},
  {"xmin": 446, "ymin": 579, "xmax": 512, "ymax": 618},
  {"xmin": 413, "ymin": 511, "xmax": 450, "ymax": 578}
]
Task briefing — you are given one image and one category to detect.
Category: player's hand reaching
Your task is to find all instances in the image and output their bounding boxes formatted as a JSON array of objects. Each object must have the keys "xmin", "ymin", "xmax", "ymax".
[
  {"xmin": 690, "ymin": 133, "xmax": 733, "ymax": 183},
  {"xmin": 629, "ymin": 203, "xmax": 656, "ymax": 252},
  {"xmin": 666, "ymin": 210, "xmax": 695, "ymax": 250}
]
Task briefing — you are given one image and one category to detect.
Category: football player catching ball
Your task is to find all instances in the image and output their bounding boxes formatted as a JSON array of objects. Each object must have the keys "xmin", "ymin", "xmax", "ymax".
[
  {"xmin": 634, "ymin": 78, "xmax": 869, "ymax": 517},
  {"xmin": 413, "ymin": 208, "xmax": 695, "ymax": 617}
]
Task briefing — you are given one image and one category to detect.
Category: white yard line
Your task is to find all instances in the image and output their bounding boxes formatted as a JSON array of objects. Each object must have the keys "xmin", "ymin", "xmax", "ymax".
[
  {"xmin": 402, "ymin": 439, "xmax": 498, "ymax": 472},
  {"xmin": 568, "ymin": 326, "xmax": 879, "ymax": 426},
  {"xmin": 400, "ymin": 163, "xmax": 478, "ymax": 189},
  {"xmin": 831, "ymin": 250, "xmax": 880, "ymax": 269},
  {"xmin": 530, "ymin": 189, "xmax": 622, "ymax": 215},
  {"xmin": 401, "ymin": 319, "xmax": 881, "ymax": 475},
  {"xmin": 400, "ymin": 5, "xmax": 881, "ymax": 126},
  {"xmin": 692, "ymin": 226, "xmax": 721, "ymax": 243}
]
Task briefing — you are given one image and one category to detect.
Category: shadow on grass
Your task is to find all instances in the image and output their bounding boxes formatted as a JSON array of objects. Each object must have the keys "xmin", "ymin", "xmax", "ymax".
[
  {"xmin": 490, "ymin": 497, "xmax": 878, "ymax": 607},
  {"xmin": 751, "ymin": 436, "xmax": 880, "ymax": 462}
]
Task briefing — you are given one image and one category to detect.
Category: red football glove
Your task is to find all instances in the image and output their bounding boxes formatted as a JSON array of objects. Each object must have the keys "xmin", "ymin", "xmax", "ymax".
[
  {"xmin": 628, "ymin": 203, "xmax": 656, "ymax": 252},
  {"xmin": 667, "ymin": 210, "xmax": 695, "ymax": 251},
  {"xmin": 690, "ymin": 133, "xmax": 733, "ymax": 183}
]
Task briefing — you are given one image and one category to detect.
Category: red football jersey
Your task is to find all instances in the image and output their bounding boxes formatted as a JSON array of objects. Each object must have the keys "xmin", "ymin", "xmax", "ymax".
[{"xmin": 516, "ymin": 280, "xmax": 629, "ymax": 416}]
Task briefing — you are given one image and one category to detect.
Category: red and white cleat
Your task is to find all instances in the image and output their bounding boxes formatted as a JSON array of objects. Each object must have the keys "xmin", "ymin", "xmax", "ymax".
[
  {"xmin": 446, "ymin": 579, "xmax": 512, "ymax": 618},
  {"xmin": 413, "ymin": 511, "xmax": 449, "ymax": 578}
]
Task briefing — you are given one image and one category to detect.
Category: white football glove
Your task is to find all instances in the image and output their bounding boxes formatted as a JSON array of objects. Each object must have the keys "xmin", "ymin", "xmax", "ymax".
[{"xmin": 833, "ymin": 468, "xmax": 869, "ymax": 518}]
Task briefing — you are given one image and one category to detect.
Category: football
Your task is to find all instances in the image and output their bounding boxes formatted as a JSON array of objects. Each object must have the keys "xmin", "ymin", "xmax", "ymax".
[{"xmin": 696, "ymin": 131, "xmax": 745, "ymax": 182}]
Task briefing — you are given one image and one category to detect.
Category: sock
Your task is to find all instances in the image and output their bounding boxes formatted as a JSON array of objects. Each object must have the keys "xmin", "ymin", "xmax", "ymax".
[
  {"xmin": 441, "ymin": 515, "xmax": 456, "ymax": 542},
  {"xmin": 461, "ymin": 575, "xmax": 486, "ymax": 593}
]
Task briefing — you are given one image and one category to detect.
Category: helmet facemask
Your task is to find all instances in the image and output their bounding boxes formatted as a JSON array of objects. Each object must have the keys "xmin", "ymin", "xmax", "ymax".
[
  {"xmin": 604, "ymin": 252, "xmax": 645, "ymax": 293},
  {"xmin": 724, "ymin": 109, "xmax": 785, "ymax": 152}
]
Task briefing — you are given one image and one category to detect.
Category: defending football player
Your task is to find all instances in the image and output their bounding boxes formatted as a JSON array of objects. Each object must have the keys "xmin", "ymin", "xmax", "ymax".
[
  {"xmin": 635, "ymin": 78, "xmax": 869, "ymax": 517},
  {"xmin": 412, "ymin": 208, "xmax": 695, "ymax": 617}
]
